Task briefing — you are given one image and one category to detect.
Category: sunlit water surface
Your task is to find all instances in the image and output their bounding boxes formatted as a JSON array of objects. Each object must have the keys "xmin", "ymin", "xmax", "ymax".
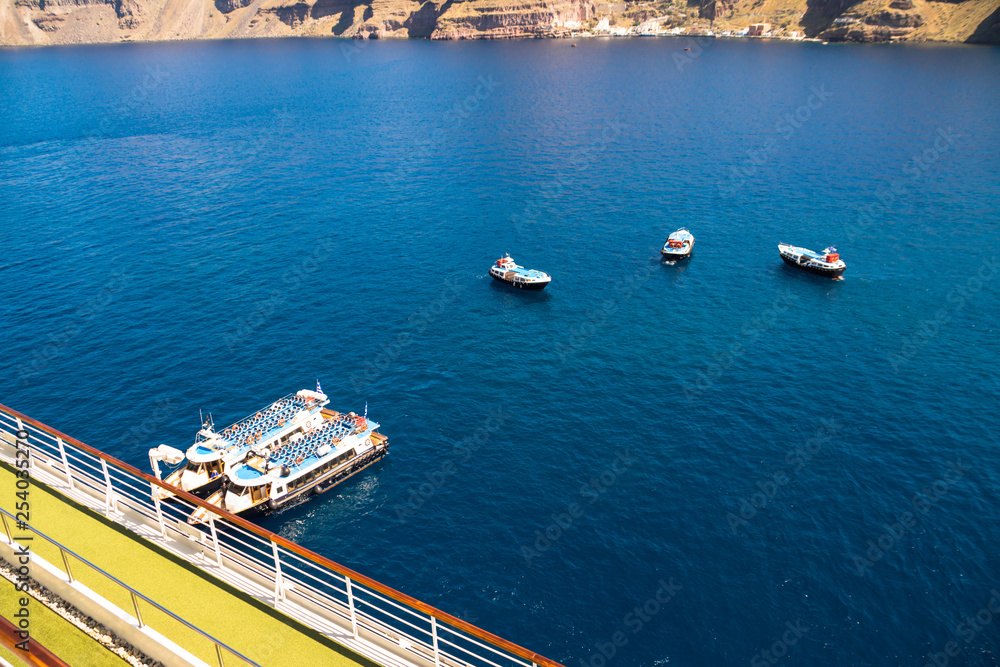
[{"xmin": 2, "ymin": 37, "xmax": 999, "ymax": 667}]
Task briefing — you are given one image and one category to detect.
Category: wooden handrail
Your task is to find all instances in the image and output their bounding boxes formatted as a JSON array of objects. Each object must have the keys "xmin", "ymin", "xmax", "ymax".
[
  {"xmin": 0, "ymin": 402, "xmax": 563, "ymax": 667},
  {"xmin": 0, "ymin": 615, "xmax": 72, "ymax": 667}
]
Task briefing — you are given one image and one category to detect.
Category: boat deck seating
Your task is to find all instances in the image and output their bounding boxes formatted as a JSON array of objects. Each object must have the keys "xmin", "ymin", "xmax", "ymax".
[
  {"xmin": 506, "ymin": 267, "xmax": 546, "ymax": 279},
  {"xmin": 271, "ymin": 418, "xmax": 363, "ymax": 468},
  {"xmin": 783, "ymin": 245, "xmax": 823, "ymax": 261},
  {"xmin": 216, "ymin": 395, "xmax": 315, "ymax": 450}
]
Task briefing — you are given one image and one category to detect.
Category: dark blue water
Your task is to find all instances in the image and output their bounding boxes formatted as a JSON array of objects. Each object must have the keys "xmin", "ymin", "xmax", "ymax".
[{"xmin": 2, "ymin": 37, "xmax": 999, "ymax": 666}]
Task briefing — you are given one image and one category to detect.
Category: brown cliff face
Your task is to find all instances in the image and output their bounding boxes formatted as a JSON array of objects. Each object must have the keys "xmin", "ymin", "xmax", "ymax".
[
  {"xmin": 403, "ymin": 0, "xmax": 441, "ymax": 37},
  {"xmin": 114, "ymin": 0, "xmax": 143, "ymax": 28},
  {"xmin": 967, "ymin": 4, "xmax": 1000, "ymax": 41},
  {"xmin": 865, "ymin": 9, "xmax": 922, "ymax": 27},
  {"xmin": 699, "ymin": 0, "xmax": 733, "ymax": 21},
  {"xmin": 818, "ymin": 23, "xmax": 913, "ymax": 40},
  {"xmin": 1, "ymin": 0, "xmax": 996, "ymax": 45},
  {"xmin": 262, "ymin": 1, "xmax": 309, "ymax": 26},
  {"xmin": 216, "ymin": 0, "xmax": 253, "ymax": 12},
  {"xmin": 32, "ymin": 13, "xmax": 64, "ymax": 29},
  {"xmin": 429, "ymin": 0, "xmax": 592, "ymax": 40}
]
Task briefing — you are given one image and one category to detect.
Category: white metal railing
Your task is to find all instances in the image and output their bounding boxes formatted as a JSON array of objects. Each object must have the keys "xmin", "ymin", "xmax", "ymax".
[
  {"xmin": 0, "ymin": 506, "xmax": 261, "ymax": 667},
  {"xmin": 0, "ymin": 404, "xmax": 559, "ymax": 667}
]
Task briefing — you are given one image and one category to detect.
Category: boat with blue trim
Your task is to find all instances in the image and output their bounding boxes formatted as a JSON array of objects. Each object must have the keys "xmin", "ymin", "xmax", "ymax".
[
  {"xmin": 778, "ymin": 243, "xmax": 846, "ymax": 279},
  {"xmin": 661, "ymin": 228, "xmax": 694, "ymax": 260},
  {"xmin": 152, "ymin": 390, "xmax": 329, "ymax": 500},
  {"xmin": 489, "ymin": 254, "xmax": 551, "ymax": 290},
  {"xmin": 188, "ymin": 407, "xmax": 388, "ymax": 523}
]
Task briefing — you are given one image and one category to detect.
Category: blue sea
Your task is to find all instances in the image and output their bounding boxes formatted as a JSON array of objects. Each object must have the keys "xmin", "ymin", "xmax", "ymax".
[{"xmin": 2, "ymin": 37, "xmax": 999, "ymax": 666}]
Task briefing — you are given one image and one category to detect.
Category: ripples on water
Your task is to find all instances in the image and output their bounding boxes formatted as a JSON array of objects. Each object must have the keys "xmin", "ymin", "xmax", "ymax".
[{"xmin": 1, "ymin": 37, "xmax": 999, "ymax": 666}]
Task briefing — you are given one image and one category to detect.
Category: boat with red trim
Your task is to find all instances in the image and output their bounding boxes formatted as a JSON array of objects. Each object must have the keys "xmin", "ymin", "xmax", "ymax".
[
  {"xmin": 778, "ymin": 243, "xmax": 846, "ymax": 279},
  {"xmin": 661, "ymin": 228, "xmax": 694, "ymax": 260},
  {"xmin": 489, "ymin": 254, "xmax": 551, "ymax": 290}
]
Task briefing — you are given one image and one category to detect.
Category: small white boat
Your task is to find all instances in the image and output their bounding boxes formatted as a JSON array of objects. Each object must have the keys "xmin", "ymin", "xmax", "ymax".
[
  {"xmin": 489, "ymin": 254, "xmax": 551, "ymax": 290},
  {"xmin": 778, "ymin": 243, "xmax": 846, "ymax": 279},
  {"xmin": 661, "ymin": 228, "xmax": 694, "ymax": 260}
]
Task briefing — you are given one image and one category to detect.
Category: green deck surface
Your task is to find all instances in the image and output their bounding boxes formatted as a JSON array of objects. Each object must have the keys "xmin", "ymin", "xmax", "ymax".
[
  {"xmin": 0, "ymin": 464, "xmax": 375, "ymax": 667},
  {"xmin": 0, "ymin": 588, "xmax": 125, "ymax": 667}
]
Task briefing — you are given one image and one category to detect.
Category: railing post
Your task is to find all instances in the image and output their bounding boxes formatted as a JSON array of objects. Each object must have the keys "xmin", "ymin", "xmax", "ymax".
[
  {"xmin": 56, "ymin": 437, "xmax": 74, "ymax": 490},
  {"xmin": 215, "ymin": 643, "xmax": 226, "ymax": 667},
  {"xmin": 152, "ymin": 494, "xmax": 167, "ymax": 538},
  {"xmin": 59, "ymin": 547, "xmax": 74, "ymax": 584},
  {"xmin": 130, "ymin": 591, "xmax": 144, "ymax": 628},
  {"xmin": 271, "ymin": 541, "xmax": 283, "ymax": 605},
  {"xmin": 0, "ymin": 512, "xmax": 12, "ymax": 544},
  {"xmin": 431, "ymin": 615, "xmax": 441, "ymax": 667},
  {"xmin": 346, "ymin": 576, "xmax": 359, "ymax": 638},
  {"xmin": 100, "ymin": 459, "xmax": 115, "ymax": 515},
  {"xmin": 208, "ymin": 516, "xmax": 224, "ymax": 568}
]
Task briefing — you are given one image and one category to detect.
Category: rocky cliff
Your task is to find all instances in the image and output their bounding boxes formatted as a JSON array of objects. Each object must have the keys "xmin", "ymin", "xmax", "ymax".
[{"xmin": 1, "ymin": 0, "xmax": 996, "ymax": 45}]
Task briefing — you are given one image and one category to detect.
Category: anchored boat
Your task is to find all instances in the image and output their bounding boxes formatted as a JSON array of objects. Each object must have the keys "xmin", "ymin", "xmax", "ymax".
[
  {"xmin": 150, "ymin": 390, "xmax": 329, "ymax": 500},
  {"xmin": 489, "ymin": 254, "xmax": 551, "ymax": 290},
  {"xmin": 188, "ymin": 407, "xmax": 388, "ymax": 523},
  {"xmin": 661, "ymin": 228, "xmax": 695, "ymax": 260},
  {"xmin": 778, "ymin": 243, "xmax": 846, "ymax": 279}
]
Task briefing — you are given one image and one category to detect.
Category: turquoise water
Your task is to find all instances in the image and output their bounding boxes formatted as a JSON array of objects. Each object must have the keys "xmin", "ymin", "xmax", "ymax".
[{"xmin": 2, "ymin": 37, "xmax": 999, "ymax": 666}]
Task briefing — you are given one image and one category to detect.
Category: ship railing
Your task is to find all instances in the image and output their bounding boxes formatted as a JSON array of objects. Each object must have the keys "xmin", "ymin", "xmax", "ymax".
[
  {"xmin": 0, "ymin": 505, "xmax": 262, "ymax": 667},
  {"xmin": 0, "ymin": 404, "xmax": 562, "ymax": 667}
]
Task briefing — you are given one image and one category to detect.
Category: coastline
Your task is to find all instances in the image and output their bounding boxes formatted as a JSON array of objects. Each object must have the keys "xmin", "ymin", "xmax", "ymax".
[
  {"xmin": 1, "ymin": 0, "xmax": 996, "ymax": 48},
  {"xmin": 2, "ymin": 31, "xmax": 997, "ymax": 51}
]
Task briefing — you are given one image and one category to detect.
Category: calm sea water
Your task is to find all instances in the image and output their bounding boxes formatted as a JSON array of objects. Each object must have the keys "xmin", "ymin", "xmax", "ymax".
[{"xmin": 2, "ymin": 37, "xmax": 999, "ymax": 666}]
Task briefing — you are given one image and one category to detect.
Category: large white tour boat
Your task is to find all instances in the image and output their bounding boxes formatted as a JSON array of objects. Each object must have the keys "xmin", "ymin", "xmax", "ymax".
[
  {"xmin": 188, "ymin": 406, "xmax": 388, "ymax": 523},
  {"xmin": 150, "ymin": 390, "xmax": 329, "ymax": 500}
]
